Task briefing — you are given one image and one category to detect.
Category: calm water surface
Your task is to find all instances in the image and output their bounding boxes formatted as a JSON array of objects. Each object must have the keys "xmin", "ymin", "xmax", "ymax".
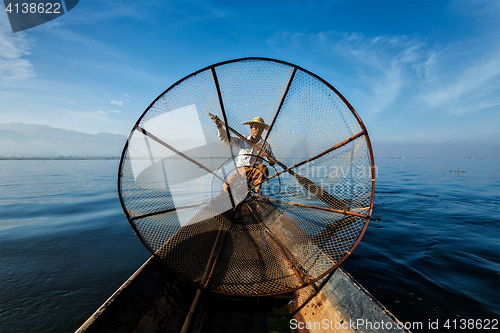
[
  {"xmin": 0, "ymin": 160, "xmax": 150, "ymax": 333},
  {"xmin": 342, "ymin": 158, "xmax": 499, "ymax": 330},
  {"xmin": 0, "ymin": 158, "xmax": 498, "ymax": 332}
]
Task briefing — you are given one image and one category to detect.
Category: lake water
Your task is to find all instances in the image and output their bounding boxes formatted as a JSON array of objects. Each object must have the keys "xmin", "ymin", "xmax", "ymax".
[{"xmin": 0, "ymin": 158, "xmax": 498, "ymax": 332}]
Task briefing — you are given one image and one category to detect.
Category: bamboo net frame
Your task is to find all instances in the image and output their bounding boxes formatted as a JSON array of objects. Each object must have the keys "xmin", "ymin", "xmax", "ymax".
[{"xmin": 118, "ymin": 58, "xmax": 375, "ymax": 296}]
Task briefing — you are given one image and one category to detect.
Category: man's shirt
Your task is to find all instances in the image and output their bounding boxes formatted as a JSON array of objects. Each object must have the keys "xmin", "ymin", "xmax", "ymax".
[{"xmin": 217, "ymin": 128, "xmax": 274, "ymax": 167}]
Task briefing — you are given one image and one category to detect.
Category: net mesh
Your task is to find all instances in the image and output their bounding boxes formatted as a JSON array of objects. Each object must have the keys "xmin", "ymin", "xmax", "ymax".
[{"xmin": 118, "ymin": 58, "xmax": 375, "ymax": 296}]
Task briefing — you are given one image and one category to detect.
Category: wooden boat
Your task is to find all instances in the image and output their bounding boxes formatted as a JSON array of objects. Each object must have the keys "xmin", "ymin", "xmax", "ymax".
[
  {"xmin": 76, "ymin": 199, "xmax": 410, "ymax": 333},
  {"xmin": 80, "ymin": 58, "xmax": 408, "ymax": 332},
  {"xmin": 75, "ymin": 254, "xmax": 409, "ymax": 333}
]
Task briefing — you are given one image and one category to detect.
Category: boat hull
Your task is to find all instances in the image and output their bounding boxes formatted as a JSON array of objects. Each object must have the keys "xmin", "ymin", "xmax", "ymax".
[{"xmin": 76, "ymin": 256, "xmax": 409, "ymax": 333}]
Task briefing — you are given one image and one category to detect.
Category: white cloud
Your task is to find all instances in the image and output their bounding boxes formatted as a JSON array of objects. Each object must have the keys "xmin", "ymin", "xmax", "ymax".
[
  {"xmin": 75, "ymin": 111, "xmax": 110, "ymax": 122},
  {"xmin": 420, "ymin": 41, "xmax": 500, "ymax": 115},
  {"xmin": 74, "ymin": 109, "xmax": 123, "ymax": 123},
  {"xmin": 268, "ymin": 28, "xmax": 500, "ymax": 117},
  {"xmin": 335, "ymin": 33, "xmax": 425, "ymax": 115},
  {"xmin": 110, "ymin": 100, "xmax": 123, "ymax": 106},
  {"xmin": 124, "ymin": 93, "xmax": 131, "ymax": 97},
  {"xmin": 268, "ymin": 31, "xmax": 425, "ymax": 116},
  {"xmin": 0, "ymin": 16, "xmax": 35, "ymax": 83}
]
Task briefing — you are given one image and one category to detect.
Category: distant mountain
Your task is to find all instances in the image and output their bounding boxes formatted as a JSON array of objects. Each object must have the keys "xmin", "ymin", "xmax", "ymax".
[
  {"xmin": 0, "ymin": 123, "xmax": 128, "ymax": 157},
  {"xmin": 1, "ymin": 123, "xmax": 497, "ymax": 159}
]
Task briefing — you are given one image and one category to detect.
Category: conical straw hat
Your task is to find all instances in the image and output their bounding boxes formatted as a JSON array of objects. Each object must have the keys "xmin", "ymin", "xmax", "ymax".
[{"xmin": 243, "ymin": 117, "xmax": 270, "ymax": 130}]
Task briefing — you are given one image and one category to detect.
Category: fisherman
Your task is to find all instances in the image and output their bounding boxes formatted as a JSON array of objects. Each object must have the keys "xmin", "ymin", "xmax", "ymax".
[{"xmin": 210, "ymin": 114, "xmax": 275, "ymax": 194}]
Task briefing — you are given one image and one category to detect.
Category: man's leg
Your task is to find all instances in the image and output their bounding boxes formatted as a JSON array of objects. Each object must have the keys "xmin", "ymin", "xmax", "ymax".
[
  {"xmin": 222, "ymin": 167, "xmax": 247, "ymax": 192},
  {"xmin": 248, "ymin": 164, "xmax": 268, "ymax": 193}
]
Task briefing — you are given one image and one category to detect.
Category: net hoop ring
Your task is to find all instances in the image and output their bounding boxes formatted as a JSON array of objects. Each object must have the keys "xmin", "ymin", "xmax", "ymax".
[{"xmin": 117, "ymin": 57, "xmax": 376, "ymax": 296}]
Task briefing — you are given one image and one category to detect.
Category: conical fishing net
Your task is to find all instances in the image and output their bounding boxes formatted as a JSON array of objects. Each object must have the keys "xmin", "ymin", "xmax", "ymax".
[{"xmin": 118, "ymin": 58, "xmax": 375, "ymax": 296}]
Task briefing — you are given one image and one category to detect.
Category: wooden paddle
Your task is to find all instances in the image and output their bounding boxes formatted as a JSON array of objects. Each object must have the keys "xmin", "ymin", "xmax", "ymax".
[{"xmin": 208, "ymin": 113, "xmax": 348, "ymax": 211}]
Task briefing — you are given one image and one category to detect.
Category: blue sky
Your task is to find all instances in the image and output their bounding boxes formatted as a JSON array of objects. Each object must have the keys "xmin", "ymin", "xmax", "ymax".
[{"xmin": 0, "ymin": 0, "xmax": 499, "ymax": 157}]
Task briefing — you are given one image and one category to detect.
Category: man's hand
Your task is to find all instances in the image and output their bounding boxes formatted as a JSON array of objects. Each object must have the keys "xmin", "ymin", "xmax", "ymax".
[
  {"xmin": 261, "ymin": 149, "xmax": 276, "ymax": 166},
  {"xmin": 209, "ymin": 113, "xmax": 224, "ymax": 127}
]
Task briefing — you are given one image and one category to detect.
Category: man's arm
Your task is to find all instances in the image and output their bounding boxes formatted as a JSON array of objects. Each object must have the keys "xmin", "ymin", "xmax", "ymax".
[
  {"xmin": 260, "ymin": 143, "xmax": 275, "ymax": 166},
  {"xmin": 209, "ymin": 113, "xmax": 241, "ymax": 147}
]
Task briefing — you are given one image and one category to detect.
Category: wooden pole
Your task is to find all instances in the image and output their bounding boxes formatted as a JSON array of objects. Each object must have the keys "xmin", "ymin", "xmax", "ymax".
[{"xmin": 180, "ymin": 226, "xmax": 225, "ymax": 333}]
